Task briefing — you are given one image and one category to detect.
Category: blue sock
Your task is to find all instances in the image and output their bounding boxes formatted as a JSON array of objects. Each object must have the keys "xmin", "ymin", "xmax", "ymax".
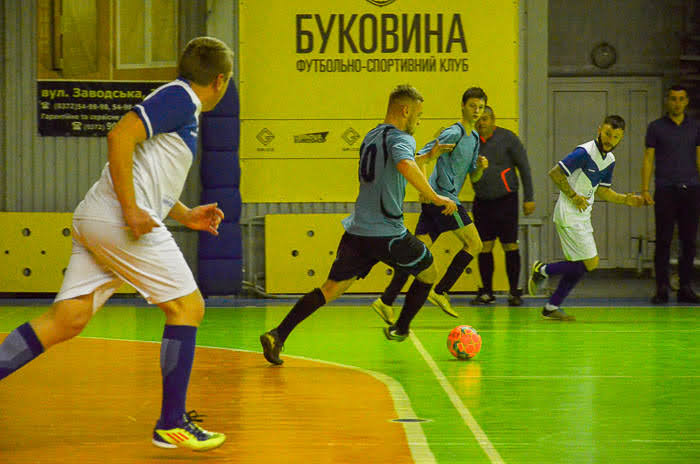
[
  {"xmin": 159, "ymin": 325, "xmax": 197, "ymax": 427},
  {"xmin": 545, "ymin": 260, "xmax": 583, "ymax": 276},
  {"xmin": 549, "ymin": 262, "xmax": 587, "ymax": 306},
  {"xmin": 0, "ymin": 322, "xmax": 44, "ymax": 380}
]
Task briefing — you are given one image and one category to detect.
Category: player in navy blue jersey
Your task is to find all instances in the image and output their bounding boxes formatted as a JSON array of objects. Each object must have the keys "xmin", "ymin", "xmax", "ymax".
[
  {"xmin": 260, "ymin": 84, "xmax": 457, "ymax": 365},
  {"xmin": 528, "ymin": 115, "xmax": 646, "ymax": 320},
  {"xmin": 642, "ymin": 85, "xmax": 700, "ymax": 304},
  {"xmin": 371, "ymin": 87, "xmax": 488, "ymax": 323},
  {"xmin": 0, "ymin": 37, "xmax": 231, "ymax": 451}
]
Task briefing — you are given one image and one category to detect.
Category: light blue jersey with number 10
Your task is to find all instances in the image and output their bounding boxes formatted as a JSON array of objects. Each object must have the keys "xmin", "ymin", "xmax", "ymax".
[{"xmin": 342, "ymin": 124, "xmax": 417, "ymax": 237}]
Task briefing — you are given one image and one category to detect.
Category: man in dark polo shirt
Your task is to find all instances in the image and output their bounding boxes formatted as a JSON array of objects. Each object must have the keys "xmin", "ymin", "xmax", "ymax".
[
  {"xmin": 642, "ymin": 84, "xmax": 700, "ymax": 304},
  {"xmin": 471, "ymin": 106, "xmax": 535, "ymax": 306}
]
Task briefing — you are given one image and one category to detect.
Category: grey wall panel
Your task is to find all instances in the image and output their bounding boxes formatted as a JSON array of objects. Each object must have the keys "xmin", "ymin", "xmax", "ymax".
[
  {"xmin": 240, "ymin": 201, "xmax": 424, "ymax": 221},
  {"xmin": 2, "ymin": 1, "xmax": 109, "ymax": 213},
  {"xmin": 549, "ymin": 0, "xmax": 684, "ymax": 77},
  {"xmin": 0, "ymin": 0, "xmax": 5, "ymax": 210}
]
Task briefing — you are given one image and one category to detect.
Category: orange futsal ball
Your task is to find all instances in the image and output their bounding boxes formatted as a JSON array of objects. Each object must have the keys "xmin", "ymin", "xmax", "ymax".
[{"xmin": 447, "ymin": 325, "xmax": 482, "ymax": 359}]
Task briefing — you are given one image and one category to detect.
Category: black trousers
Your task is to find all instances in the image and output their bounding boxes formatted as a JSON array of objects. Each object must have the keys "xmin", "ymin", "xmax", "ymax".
[{"xmin": 654, "ymin": 185, "xmax": 700, "ymax": 289}]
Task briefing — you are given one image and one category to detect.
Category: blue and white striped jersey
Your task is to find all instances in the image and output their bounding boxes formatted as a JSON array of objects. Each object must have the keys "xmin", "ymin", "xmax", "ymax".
[
  {"xmin": 75, "ymin": 78, "xmax": 201, "ymax": 224},
  {"xmin": 553, "ymin": 140, "xmax": 615, "ymax": 225}
]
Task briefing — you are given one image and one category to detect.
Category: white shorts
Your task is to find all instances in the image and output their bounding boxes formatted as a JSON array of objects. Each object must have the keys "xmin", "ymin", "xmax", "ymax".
[
  {"xmin": 55, "ymin": 218, "xmax": 198, "ymax": 312},
  {"xmin": 555, "ymin": 221, "xmax": 597, "ymax": 261}
]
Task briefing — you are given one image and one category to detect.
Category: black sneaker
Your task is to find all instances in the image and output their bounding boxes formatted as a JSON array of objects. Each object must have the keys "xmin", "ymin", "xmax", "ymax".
[
  {"xmin": 542, "ymin": 307, "xmax": 575, "ymax": 321},
  {"xmin": 383, "ymin": 325, "xmax": 409, "ymax": 342},
  {"xmin": 508, "ymin": 289, "xmax": 523, "ymax": 306},
  {"xmin": 677, "ymin": 286, "xmax": 700, "ymax": 304},
  {"xmin": 471, "ymin": 288, "xmax": 496, "ymax": 305},
  {"xmin": 260, "ymin": 329, "xmax": 284, "ymax": 365},
  {"xmin": 528, "ymin": 261, "xmax": 547, "ymax": 296}
]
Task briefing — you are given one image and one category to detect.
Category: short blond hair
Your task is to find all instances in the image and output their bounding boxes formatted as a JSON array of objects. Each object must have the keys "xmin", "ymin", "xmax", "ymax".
[
  {"xmin": 389, "ymin": 84, "xmax": 424, "ymax": 105},
  {"xmin": 177, "ymin": 37, "xmax": 234, "ymax": 86}
]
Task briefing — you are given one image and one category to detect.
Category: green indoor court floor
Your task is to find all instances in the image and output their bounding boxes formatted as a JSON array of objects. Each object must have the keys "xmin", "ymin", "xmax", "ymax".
[{"xmin": 1, "ymin": 298, "xmax": 698, "ymax": 463}]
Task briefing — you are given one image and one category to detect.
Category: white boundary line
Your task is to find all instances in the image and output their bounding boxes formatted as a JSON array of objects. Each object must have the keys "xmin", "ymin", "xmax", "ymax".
[
  {"xmin": 410, "ymin": 332, "xmax": 505, "ymax": 464},
  {"xmin": 79, "ymin": 336, "xmax": 436, "ymax": 464},
  {"xmin": 291, "ymin": 353, "xmax": 437, "ymax": 464}
]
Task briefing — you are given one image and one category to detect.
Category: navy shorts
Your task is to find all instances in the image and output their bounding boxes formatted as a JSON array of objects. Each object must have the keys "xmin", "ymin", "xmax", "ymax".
[
  {"xmin": 472, "ymin": 192, "xmax": 519, "ymax": 243},
  {"xmin": 327, "ymin": 231, "xmax": 433, "ymax": 282},
  {"xmin": 414, "ymin": 203, "xmax": 472, "ymax": 242}
]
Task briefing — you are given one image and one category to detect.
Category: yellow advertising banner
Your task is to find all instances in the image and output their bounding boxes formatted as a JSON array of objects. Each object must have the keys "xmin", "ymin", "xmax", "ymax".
[{"xmin": 238, "ymin": 0, "xmax": 520, "ymax": 202}]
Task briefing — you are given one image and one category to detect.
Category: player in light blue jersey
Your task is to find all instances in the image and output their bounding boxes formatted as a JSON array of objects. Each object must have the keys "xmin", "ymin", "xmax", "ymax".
[
  {"xmin": 260, "ymin": 85, "xmax": 457, "ymax": 365},
  {"xmin": 528, "ymin": 115, "xmax": 646, "ymax": 320},
  {"xmin": 0, "ymin": 37, "xmax": 232, "ymax": 451},
  {"xmin": 371, "ymin": 87, "xmax": 488, "ymax": 323}
]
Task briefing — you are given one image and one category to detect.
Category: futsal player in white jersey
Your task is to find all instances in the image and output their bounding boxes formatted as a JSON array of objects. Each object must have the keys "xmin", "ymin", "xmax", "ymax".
[
  {"xmin": 528, "ymin": 115, "xmax": 646, "ymax": 320},
  {"xmin": 0, "ymin": 37, "xmax": 232, "ymax": 451}
]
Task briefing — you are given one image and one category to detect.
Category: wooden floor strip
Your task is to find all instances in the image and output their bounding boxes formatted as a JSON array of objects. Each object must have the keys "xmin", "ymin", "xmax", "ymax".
[{"xmin": 0, "ymin": 336, "xmax": 415, "ymax": 464}]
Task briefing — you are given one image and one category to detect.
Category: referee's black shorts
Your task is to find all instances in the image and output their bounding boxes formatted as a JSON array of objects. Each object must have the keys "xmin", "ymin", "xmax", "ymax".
[
  {"xmin": 327, "ymin": 231, "xmax": 433, "ymax": 282},
  {"xmin": 472, "ymin": 192, "xmax": 519, "ymax": 244}
]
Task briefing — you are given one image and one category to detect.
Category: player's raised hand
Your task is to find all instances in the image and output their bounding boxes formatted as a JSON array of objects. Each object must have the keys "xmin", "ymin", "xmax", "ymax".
[
  {"xmin": 625, "ymin": 194, "xmax": 645, "ymax": 207},
  {"xmin": 476, "ymin": 155, "xmax": 488, "ymax": 170},
  {"xmin": 426, "ymin": 139, "xmax": 456, "ymax": 160},
  {"xmin": 186, "ymin": 203, "xmax": 225, "ymax": 235},
  {"xmin": 434, "ymin": 195, "xmax": 457, "ymax": 215},
  {"xmin": 124, "ymin": 207, "xmax": 160, "ymax": 238}
]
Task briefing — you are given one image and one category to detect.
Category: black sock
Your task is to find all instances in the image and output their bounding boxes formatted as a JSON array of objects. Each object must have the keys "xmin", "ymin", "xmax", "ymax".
[
  {"xmin": 276, "ymin": 288, "xmax": 326, "ymax": 343},
  {"xmin": 434, "ymin": 250, "xmax": 473, "ymax": 295},
  {"xmin": 505, "ymin": 249, "xmax": 521, "ymax": 294},
  {"xmin": 395, "ymin": 279, "xmax": 432, "ymax": 334},
  {"xmin": 478, "ymin": 252, "xmax": 494, "ymax": 294},
  {"xmin": 381, "ymin": 270, "xmax": 410, "ymax": 306}
]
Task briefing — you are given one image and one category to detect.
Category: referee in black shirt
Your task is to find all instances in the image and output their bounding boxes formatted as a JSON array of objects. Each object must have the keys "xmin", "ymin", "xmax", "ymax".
[
  {"xmin": 642, "ymin": 84, "xmax": 700, "ymax": 304},
  {"xmin": 472, "ymin": 106, "xmax": 535, "ymax": 306}
]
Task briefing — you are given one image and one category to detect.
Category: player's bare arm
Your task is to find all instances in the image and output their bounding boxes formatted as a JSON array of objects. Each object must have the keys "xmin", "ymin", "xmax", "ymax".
[
  {"xmin": 470, "ymin": 155, "xmax": 488, "ymax": 183},
  {"xmin": 417, "ymin": 158, "xmax": 432, "ymax": 204},
  {"xmin": 414, "ymin": 140, "xmax": 456, "ymax": 165},
  {"xmin": 397, "ymin": 158, "xmax": 457, "ymax": 215},
  {"xmin": 641, "ymin": 147, "xmax": 655, "ymax": 205},
  {"xmin": 107, "ymin": 111, "xmax": 159, "ymax": 238},
  {"xmin": 595, "ymin": 187, "xmax": 645, "ymax": 207},
  {"xmin": 548, "ymin": 164, "xmax": 589, "ymax": 212},
  {"xmin": 168, "ymin": 201, "xmax": 225, "ymax": 236}
]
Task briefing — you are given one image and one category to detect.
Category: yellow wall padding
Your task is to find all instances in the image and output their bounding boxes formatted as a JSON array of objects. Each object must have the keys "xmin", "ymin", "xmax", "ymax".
[
  {"xmin": 265, "ymin": 213, "xmax": 507, "ymax": 294},
  {"xmin": 0, "ymin": 213, "xmax": 134, "ymax": 293}
]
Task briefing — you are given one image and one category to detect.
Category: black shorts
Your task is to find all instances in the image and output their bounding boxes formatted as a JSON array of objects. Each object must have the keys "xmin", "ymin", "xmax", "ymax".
[
  {"xmin": 472, "ymin": 192, "xmax": 519, "ymax": 243},
  {"xmin": 327, "ymin": 231, "xmax": 433, "ymax": 282},
  {"xmin": 414, "ymin": 203, "xmax": 472, "ymax": 242}
]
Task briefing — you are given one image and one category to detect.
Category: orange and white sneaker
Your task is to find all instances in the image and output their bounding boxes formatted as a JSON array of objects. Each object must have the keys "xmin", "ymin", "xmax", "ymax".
[{"xmin": 153, "ymin": 410, "xmax": 226, "ymax": 451}]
